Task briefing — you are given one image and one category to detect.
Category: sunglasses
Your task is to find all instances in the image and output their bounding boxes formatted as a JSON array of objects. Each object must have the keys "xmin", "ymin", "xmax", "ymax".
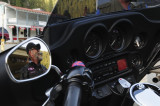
[{"xmin": 30, "ymin": 48, "xmax": 39, "ymax": 51}]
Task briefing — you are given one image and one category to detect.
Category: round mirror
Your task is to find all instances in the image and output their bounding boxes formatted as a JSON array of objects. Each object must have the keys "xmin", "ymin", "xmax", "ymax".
[{"xmin": 6, "ymin": 37, "xmax": 51, "ymax": 82}]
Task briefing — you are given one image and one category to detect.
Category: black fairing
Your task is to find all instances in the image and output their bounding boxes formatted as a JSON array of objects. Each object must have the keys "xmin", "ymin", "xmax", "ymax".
[
  {"xmin": 43, "ymin": 6, "xmax": 160, "ymax": 105},
  {"xmin": 43, "ymin": 7, "xmax": 160, "ymax": 81}
]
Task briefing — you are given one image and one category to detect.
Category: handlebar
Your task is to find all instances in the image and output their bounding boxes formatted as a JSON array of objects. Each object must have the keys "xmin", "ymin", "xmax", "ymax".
[
  {"xmin": 64, "ymin": 81, "xmax": 82, "ymax": 106},
  {"xmin": 43, "ymin": 61, "xmax": 92, "ymax": 106},
  {"xmin": 63, "ymin": 62, "xmax": 93, "ymax": 106}
]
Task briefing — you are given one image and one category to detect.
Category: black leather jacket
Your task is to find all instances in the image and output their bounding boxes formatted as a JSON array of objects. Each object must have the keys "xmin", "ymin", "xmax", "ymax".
[{"xmin": 19, "ymin": 62, "xmax": 47, "ymax": 79}]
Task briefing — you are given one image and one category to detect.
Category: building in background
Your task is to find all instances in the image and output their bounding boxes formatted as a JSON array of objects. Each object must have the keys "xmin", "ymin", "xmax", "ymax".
[{"xmin": 0, "ymin": 2, "xmax": 50, "ymax": 43}]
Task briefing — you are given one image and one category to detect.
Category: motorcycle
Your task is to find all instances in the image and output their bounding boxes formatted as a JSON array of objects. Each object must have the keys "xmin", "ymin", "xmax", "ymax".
[{"xmin": 1, "ymin": 5, "xmax": 160, "ymax": 106}]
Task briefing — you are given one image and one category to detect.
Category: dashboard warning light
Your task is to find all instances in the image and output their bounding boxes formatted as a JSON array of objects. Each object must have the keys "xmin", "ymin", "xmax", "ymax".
[{"xmin": 117, "ymin": 59, "xmax": 127, "ymax": 71}]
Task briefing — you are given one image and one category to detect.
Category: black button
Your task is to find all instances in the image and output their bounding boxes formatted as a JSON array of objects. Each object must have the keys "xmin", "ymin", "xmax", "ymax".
[
  {"xmin": 110, "ymin": 72, "xmax": 113, "ymax": 74},
  {"xmin": 100, "ymin": 65, "xmax": 103, "ymax": 68},
  {"xmin": 109, "ymin": 67, "xmax": 112, "ymax": 71},
  {"xmin": 112, "ymin": 61, "xmax": 116, "ymax": 64},
  {"xmin": 96, "ymin": 66, "xmax": 99, "ymax": 69}
]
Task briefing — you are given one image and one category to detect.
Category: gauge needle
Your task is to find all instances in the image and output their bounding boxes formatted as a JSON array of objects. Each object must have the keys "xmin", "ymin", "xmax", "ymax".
[
  {"xmin": 111, "ymin": 39, "xmax": 116, "ymax": 46},
  {"xmin": 86, "ymin": 46, "xmax": 91, "ymax": 53},
  {"xmin": 135, "ymin": 39, "xmax": 140, "ymax": 47}
]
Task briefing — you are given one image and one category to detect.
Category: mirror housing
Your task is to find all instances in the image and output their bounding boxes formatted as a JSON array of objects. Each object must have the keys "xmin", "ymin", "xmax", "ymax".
[{"xmin": 5, "ymin": 37, "xmax": 52, "ymax": 83}]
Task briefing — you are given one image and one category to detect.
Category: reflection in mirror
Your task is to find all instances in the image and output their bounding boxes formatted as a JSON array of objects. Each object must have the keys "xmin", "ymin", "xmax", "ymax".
[
  {"xmin": 7, "ymin": 39, "xmax": 51, "ymax": 80},
  {"xmin": 49, "ymin": 0, "xmax": 159, "ymax": 24}
]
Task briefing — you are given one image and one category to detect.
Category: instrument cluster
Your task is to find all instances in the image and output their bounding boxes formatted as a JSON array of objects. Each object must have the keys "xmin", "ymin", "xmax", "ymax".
[
  {"xmin": 82, "ymin": 19, "xmax": 147, "ymax": 85},
  {"xmin": 50, "ymin": 17, "xmax": 149, "ymax": 86},
  {"xmin": 83, "ymin": 19, "xmax": 134, "ymax": 60}
]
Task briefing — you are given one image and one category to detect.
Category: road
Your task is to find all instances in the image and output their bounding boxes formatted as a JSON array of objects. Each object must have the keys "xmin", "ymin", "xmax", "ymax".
[
  {"xmin": 0, "ymin": 43, "xmax": 17, "ymax": 53},
  {"xmin": 140, "ymin": 72, "xmax": 160, "ymax": 87},
  {"xmin": 140, "ymin": 61, "xmax": 160, "ymax": 87}
]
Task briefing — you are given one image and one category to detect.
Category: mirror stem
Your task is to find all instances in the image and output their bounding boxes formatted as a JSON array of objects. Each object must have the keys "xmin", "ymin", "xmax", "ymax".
[{"xmin": 51, "ymin": 65, "xmax": 63, "ymax": 76}]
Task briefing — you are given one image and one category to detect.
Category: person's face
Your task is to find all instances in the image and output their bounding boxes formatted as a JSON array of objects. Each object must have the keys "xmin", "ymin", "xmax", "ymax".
[{"xmin": 29, "ymin": 48, "xmax": 43, "ymax": 62}]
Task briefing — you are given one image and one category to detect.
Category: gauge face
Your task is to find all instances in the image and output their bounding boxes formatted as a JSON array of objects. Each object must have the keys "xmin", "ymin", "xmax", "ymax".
[
  {"xmin": 134, "ymin": 36, "xmax": 144, "ymax": 49},
  {"xmin": 131, "ymin": 55, "xmax": 143, "ymax": 68},
  {"xmin": 84, "ymin": 33, "xmax": 102, "ymax": 58},
  {"xmin": 109, "ymin": 28, "xmax": 124, "ymax": 51}
]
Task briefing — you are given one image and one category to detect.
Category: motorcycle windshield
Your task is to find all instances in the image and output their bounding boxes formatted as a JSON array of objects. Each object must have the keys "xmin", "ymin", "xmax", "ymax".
[{"xmin": 47, "ymin": 0, "xmax": 160, "ymax": 25}]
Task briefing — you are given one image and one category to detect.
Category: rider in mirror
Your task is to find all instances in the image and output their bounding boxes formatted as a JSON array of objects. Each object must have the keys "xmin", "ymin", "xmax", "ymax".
[
  {"xmin": 19, "ymin": 42, "xmax": 47, "ymax": 79},
  {"xmin": 118, "ymin": 0, "xmax": 147, "ymax": 10}
]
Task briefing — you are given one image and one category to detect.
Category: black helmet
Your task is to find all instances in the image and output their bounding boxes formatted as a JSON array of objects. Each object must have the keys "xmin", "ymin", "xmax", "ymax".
[{"xmin": 26, "ymin": 42, "xmax": 41, "ymax": 54}]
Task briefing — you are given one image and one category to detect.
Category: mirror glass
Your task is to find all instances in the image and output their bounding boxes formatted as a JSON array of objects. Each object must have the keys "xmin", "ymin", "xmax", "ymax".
[
  {"xmin": 47, "ymin": 0, "xmax": 160, "ymax": 25},
  {"xmin": 7, "ymin": 38, "xmax": 51, "ymax": 81}
]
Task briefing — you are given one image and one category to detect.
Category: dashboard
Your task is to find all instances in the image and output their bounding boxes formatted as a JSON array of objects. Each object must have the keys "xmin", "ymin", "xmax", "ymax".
[{"xmin": 44, "ymin": 10, "xmax": 160, "ymax": 99}]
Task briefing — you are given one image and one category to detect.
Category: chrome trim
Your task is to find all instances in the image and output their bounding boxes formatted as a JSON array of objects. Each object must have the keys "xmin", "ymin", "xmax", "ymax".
[
  {"xmin": 45, "ymin": 87, "xmax": 53, "ymax": 97},
  {"xmin": 51, "ymin": 65, "xmax": 62, "ymax": 76},
  {"xmin": 5, "ymin": 37, "xmax": 52, "ymax": 83},
  {"xmin": 42, "ymin": 98, "xmax": 50, "ymax": 106},
  {"xmin": 130, "ymin": 83, "xmax": 160, "ymax": 106}
]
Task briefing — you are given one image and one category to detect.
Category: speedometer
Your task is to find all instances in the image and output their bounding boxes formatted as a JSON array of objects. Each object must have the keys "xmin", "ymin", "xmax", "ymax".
[
  {"xmin": 109, "ymin": 28, "xmax": 124, "ymax": 51},
  {"xmin": 84, "ymin": 32, "xmax": 102, "ymax": 58}
]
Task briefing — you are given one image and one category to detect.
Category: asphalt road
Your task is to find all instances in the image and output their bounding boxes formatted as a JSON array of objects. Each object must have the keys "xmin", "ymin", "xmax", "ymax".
[
  {"xmin": 141, "ymin": 73, "xmax": 160, "ymax": 87},
  {"xmin": 0, "ymin": 43, "xmax": 17, "ymax": 53}
]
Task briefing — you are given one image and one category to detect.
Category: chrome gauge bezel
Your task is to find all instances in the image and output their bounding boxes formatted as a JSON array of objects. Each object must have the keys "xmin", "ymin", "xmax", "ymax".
[
  {"xmin": 109, "ymin": 27, "xmax": 125, "ymax": 51},
  {"xmin": 108, "ymin": 19, "xmax": 134, "ymax": 52},
  {"xmin": 83, "ymin": 23, "xmax": 108, "ymax": 59},
  {"xmin": 84, "ymin": 32, "xmax": 103, "ymax": 59}
]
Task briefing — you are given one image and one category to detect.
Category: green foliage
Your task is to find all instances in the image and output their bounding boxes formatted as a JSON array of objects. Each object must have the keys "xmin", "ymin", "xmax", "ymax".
[
  {"xmin": 56, "ymin": 0, "xmax": 96, "ymax": 18},
  {"xmin": 2, "ymin": 0, "xmax": 96, "ymax": 17},
  {"xmin": 3, "ymin": 0, "xmax": 58, "ymax": 12},
  {"xmin": 16, "ymin": 0, "xmax": 22, "ymax": 7},
  {"xmin": 41, "ymin": 51, "xmax": 50, "ymax": 69}
]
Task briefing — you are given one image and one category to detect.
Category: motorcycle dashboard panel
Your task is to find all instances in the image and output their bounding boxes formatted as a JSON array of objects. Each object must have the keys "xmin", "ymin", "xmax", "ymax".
[{"xmin": 47, "ymin": 11, "xmax": 160, "ymax": 87}]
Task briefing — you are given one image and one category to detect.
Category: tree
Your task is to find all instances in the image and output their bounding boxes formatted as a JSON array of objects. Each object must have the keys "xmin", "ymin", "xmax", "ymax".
[
  {"xmin": 1, "ymin": 0, "xmax": 59, "ymax": 12},
  {"xmin": 7, "ymin": 0, "xmax": 10, "ymax": 4},
  {"xmin": 16, "ymin": 0, "xmax": 22, "ymax": 7}
]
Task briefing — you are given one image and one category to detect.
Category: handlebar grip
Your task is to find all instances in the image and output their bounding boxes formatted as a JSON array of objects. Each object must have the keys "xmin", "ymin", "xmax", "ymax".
[{"xmin": 64, "ymin": 82, "xmax": 82, "ymax": 106}]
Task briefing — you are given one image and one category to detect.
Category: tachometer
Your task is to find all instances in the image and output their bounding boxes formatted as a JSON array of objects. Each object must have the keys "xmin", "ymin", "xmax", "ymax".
[
  {"xmin": 109, "ymin": 28, "xmax": 124, "ymax": 51},
  {"xmin": 84, "ymin": 32, "xmax": 102, "ymax": 58}
]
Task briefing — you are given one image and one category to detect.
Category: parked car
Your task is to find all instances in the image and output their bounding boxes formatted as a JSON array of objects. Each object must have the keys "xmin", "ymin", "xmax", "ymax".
[{"xmin": 0, "ymin": 27, "xmax": 10, "ymax": 42}]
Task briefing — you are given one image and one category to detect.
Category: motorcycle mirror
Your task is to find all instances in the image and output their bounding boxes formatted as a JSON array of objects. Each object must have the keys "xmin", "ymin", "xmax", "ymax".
[{"xmin": 5, "ymin": 37, "xmax": 52, "ymax": 83}]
